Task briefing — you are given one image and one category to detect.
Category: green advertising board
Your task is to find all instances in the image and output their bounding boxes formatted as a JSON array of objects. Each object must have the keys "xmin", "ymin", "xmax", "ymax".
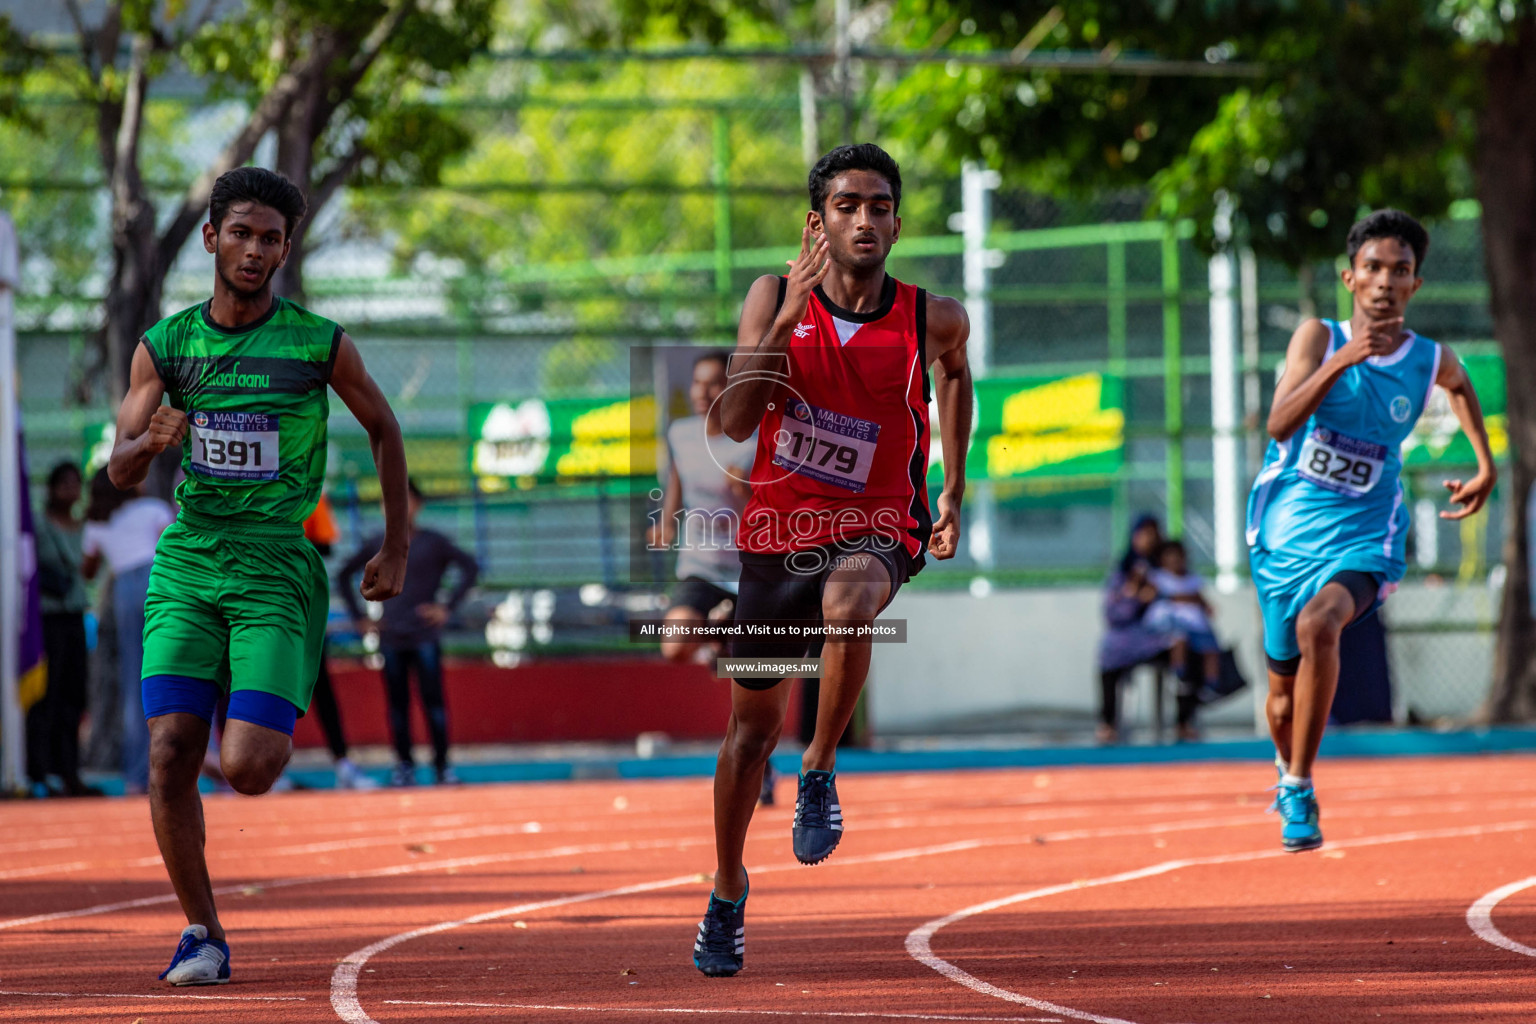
[
  {"xmin": 929, "ymin": 371, "xmax": 1125, "ymax": 483},
  {"xmin": 468, "ymin": 396, "xmax": 657, "ymax": 485}
]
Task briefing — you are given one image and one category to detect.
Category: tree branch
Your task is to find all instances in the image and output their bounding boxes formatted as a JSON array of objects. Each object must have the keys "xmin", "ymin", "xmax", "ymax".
[
  {"xmin": 154, "ymin": 31, "xmax": 345, "ymax": 271},
  {"xmin": 312, "ymin": 142, "xmax": 371, "ymax": 219},
  {"xmin": 112, "ymin": 34, "xmax": 150, "ymax": 201},
  {"xmin": 342, "ymin": 0, "xmax": 418, "ymax": 87}
]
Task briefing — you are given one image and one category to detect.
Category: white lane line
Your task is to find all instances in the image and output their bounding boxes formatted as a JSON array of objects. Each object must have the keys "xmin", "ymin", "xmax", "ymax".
[
  {"xmin": 0, "ymin": 838, "xmax": 703, "ymax": 932},
  {"xmin": 0, "ymin": 798, "xmax": 1284, "ymax": 931},
  {"xmin": 907, "ymin": 819, "xmax": 1536, "ymax": 1024},
  {"xmin": 0, "ymin": 988, "xmax": 304, "ymax": 1002},
  {"xmin": 0, "ymin": 855, "xmax": 163, "ymax": 881},
  {"xmin": 1467, "ymin": 876, "xmax": 1536, "ymax": 957},
  {"xmin": 383, "ymin": 999, "xmax": 1062, "ymax": 1021}
]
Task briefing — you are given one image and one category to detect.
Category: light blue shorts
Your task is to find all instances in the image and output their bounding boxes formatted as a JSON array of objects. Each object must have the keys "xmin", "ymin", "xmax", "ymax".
[{"xmin": 1249, "ymin": 545, "xmax": 1395, "ymax": 666}]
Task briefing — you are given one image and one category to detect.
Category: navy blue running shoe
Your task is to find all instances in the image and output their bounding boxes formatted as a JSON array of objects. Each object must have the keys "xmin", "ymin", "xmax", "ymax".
[
  {"xmin": 693, "ymin": 884, "xmax": 747, "ymax": 977},
  {"xmin": 159, "ymin": 924, "xmax": 230, "ymax": 985},
  {"xmin": 792, "ymin": 769, "xmax": 843, "ymax": 865}
]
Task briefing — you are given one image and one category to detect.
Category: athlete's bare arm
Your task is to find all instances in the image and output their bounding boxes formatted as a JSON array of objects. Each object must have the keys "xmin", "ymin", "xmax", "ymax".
[
  {"xmin": 108, "ymin": 342, "xmax": 186, "ymax": 490},
  {"xmin": 720, "ymin": 226, "xmax": 830, "ymax": 442},
  {"xmin": 1434, "ymin": 344, "xmax": 1497, "ymax": 520},
  {"xmin": 925, "ymin": 293, "xmax": 971, "ymax": 560},
  {"xmin": 330, "ymin": 333, "xmax": 409, "ymax": 601},
  {"xmin": 1267, "ymin": 317, "xmax": 1404, "ymax": 442}
]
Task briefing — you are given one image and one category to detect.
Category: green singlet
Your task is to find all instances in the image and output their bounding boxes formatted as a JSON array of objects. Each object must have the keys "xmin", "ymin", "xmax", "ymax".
[{"xmin": 139, "ymin": 298, "xmax": 342, "ymax": 714}]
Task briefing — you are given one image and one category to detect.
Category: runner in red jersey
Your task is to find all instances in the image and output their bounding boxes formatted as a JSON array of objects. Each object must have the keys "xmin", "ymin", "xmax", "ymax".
[{"xmin": 692, "ymin": 144, "xmax": 972, "ymax": 977}]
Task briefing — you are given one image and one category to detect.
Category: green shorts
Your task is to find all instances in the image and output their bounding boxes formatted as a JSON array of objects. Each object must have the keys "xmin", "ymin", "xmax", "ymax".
[{"xmin": 141, "ymin": 509, "xmax": 328, "ymax": 712}]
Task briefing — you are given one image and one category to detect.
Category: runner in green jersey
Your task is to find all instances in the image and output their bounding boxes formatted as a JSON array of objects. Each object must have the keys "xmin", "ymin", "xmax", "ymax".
[{"xmin": 107, "ymin": 167, "xmax": 410, "ymax": 986}]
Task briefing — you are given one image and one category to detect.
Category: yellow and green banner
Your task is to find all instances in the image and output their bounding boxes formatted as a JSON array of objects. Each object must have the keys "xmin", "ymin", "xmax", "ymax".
[
  {"xmin": 931, "ymin": 372, "xmax": 1125, "ymax": 483},
  {"xmin": 468, "ymin": 396, "xmax": 657, "ymax": 483}
]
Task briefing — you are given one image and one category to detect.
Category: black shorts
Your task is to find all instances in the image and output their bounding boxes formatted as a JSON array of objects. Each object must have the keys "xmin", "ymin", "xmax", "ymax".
[
  {"xmin": 730, "ymin": 534, "xmax": 917, "ymax": 690},
  {"xmin": 671, "ymin": 576, "xmax": 736, "ymax": 618}
]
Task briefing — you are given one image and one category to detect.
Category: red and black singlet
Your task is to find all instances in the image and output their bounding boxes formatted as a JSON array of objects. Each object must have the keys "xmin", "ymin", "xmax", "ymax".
[{"xmin": 737, "ymin": 274, "xmax": 933, "ymax": 567}]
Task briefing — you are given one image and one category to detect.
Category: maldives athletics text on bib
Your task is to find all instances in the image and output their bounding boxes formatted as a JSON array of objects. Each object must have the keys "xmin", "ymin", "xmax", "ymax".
[
  {"xmin": 771, "ymin": 398, "xmax": 880, "ymax": 493},
  {"xmin": 140, "ymin": 297, "xmax": 342, "ymax": 523}
]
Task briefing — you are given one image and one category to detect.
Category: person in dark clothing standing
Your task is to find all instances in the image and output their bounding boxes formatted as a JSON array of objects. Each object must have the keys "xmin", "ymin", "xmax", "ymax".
[
  {"xmin": 29, "ymin": 462, "xmax": 101, "ymax": 797},
  {"xmin": 337, "ymin": 479, "xmax": 478, "ymax": 786}
]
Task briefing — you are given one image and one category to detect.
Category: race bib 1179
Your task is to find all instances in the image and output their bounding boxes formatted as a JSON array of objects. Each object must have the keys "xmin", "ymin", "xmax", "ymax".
[
  {"xmin": 1296, "ymin": 427, "xmax": 1386, "ymax": 497},
  {"xmin": 189, "ymin": 410, "xmax": 280, "ymax": 481},
  {"xmin": 771, "ymin": 398, "xmax": 880, "ymax": 492}
]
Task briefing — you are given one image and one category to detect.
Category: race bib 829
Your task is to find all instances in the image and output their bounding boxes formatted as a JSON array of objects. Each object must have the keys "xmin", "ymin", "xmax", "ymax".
[
  {"xmin": 189, "ymin": 411, "xmax": 280, "ymax": 481},
  {"xmin": 1296, "ymin": 427, "xmax": 1386, "ymax": 497}
]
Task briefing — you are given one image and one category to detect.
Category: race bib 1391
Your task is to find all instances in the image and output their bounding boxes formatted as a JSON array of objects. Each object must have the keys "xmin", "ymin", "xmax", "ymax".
[{"xmin": 189, "ymin": 411, "xmax": 280, "ymax": 481}]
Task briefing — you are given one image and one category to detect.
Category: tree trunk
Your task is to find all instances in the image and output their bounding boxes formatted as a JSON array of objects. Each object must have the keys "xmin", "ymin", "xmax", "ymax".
[
  {"xmin": 1478, "ymin": 20, "xmax": 1536, "ymax": 721},
  {"xmin": 272, "ymin": 73, "xmax": 323, "ymax": 303},
  {"xmin": 103, "ymin": 33, "xmax": 162, "ymax": 398}
]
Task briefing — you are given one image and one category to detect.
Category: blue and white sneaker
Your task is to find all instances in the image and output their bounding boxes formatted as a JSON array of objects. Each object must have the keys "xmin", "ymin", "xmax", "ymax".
[
  {"xmin": 693, "ymin": 883, "xmax": 747, "ymax": 977},
  {"xmin": 1271, "ymin": 782, "xmax": 1323, "ymax": 852},
  {"xmin": 159, "ymin": 924, "xmax": 230, "ymax": 985},
  {"xmin": 792, "ymin": 769, "xmax": 843, "ymax": 865}
]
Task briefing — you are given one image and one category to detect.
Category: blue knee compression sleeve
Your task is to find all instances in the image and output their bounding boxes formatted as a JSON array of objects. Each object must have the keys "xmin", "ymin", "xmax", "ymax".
[
  {"xmin": 142, "ymin": 674, "xmax": 220, "ymax": 724},
  {"xmin": 226, "ymin": 689, "xmax": 300, "ymax": 736}
]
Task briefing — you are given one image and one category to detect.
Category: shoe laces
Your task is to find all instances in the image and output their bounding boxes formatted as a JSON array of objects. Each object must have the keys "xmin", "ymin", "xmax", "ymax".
[
  {"xmin": 159, "ymin": 932, "xmax": 220, "ymax": 979},
  {"xmin": 697, "ymin": 898, "xmax": 741, "ymax": 959},
  {"xmin": 794, "ymin": 772, "xmax": 835, "ymax": 829},
  {"xmin": 1266, "ymin": 783, "xmax": 1314, "ymax": 822}
]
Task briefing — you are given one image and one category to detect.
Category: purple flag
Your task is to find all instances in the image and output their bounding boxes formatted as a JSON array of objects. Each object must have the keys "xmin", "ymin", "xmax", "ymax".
[{"xmin": 17, "ymin": 424, "xmax": 45, "ymax": 712}]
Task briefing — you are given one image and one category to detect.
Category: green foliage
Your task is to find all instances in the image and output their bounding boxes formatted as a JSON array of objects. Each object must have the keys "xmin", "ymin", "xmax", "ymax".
[{"xmin": 878, "ymin": 0, "xmax": 1484, "ymax": 266}]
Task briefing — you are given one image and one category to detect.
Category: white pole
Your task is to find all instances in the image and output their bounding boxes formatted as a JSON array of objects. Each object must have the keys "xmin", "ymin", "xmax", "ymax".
[
  {"xmin": 0, "ymin": 212, "xmax": 21, "ymax": 793},
  {"xmin": 949, "ymin": 161, "xmax": 1002, "ymax": 378},
  {"xmin": 1209, "ymin": 199, "xmax": 1242, "ymax": 593},
  {"xmin": 947, "ymin": 162, "xmax": 1001, "ymax": 571}
]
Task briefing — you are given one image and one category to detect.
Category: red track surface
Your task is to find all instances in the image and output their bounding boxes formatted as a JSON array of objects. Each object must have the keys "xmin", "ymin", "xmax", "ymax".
[{"xmin": 3, "ymin": 755, "xmax": 1536, "ymax": 1023}]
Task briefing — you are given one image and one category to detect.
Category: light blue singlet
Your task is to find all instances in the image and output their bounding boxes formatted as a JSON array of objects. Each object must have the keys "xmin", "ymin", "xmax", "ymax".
[{"xmin": 1246, "ymin": 319, "xmax": 1441, "ymax": 664}]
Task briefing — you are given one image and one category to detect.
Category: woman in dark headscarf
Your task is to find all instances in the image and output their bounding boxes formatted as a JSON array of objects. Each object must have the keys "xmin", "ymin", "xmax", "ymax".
[{"xmin": 1096, "ymin": 514, "xmax": 1174, "ymax": 742}]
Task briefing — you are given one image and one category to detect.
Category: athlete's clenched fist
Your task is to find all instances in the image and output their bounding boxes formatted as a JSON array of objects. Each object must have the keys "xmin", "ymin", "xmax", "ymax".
[{"xmin": 143, "ymin": 405, "xmax": 190, "ymax": 454}]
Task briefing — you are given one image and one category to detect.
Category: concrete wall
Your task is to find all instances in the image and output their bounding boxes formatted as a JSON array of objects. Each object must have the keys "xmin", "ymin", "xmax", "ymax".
[{"xmin": 866, "ymin": 582, "xmax": 1496, "ymax": 735}]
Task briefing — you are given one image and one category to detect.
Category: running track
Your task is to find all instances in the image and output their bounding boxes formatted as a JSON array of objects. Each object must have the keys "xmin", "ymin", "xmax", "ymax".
[{"xmin": 2, "ymin": 755, "xmax": 1535, "ymax": 1022}]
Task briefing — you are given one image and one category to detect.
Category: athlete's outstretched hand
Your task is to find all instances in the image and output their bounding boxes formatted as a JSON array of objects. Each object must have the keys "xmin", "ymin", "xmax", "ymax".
[
  {"xmin": 781, "ymin": 225, "xmax": 830, "ymax": 325},
  {"xmin": 143, "ymin": 405, "xmax": 189, "ymax": 455},
  {"xmin": 928, "ymin": 491, "xmax": 961, "ymax": 560},
  {"xmin": 1440, "ymin": 470, "xmax": 1496, "ymax": 520},
  {"xmin": 1337, "ymin": 316, "xmax": 1404, "ymax": 366},
  {"xmin": 360, "ymin": 545, "xmax": 407, "ymax": 601}
]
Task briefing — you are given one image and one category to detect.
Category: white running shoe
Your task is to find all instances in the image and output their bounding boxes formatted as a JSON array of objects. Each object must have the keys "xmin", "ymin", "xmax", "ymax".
[
  {"xmin": 159, "ymin": 924, "xmax": 230, "ymax": 985},
  {"xmin": 334, "ymin": 758, "xmax": 378, "ymax": 790}
]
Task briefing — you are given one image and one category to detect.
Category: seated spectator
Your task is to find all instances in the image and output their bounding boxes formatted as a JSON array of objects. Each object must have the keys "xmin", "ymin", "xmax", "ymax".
[
  {"xmin": 1096, "ymin": 514, "xmax": 1174, "ymax": 743},
  {"xmin": 1144, "ymin": 539, "xmax": 1222, "ymax": 699}
]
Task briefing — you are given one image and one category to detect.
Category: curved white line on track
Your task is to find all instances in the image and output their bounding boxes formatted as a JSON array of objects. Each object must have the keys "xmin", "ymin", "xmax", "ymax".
[
  {"xmin": 1467, "ymin": 875, "xmax": 1536, "ymax": 957},
  {"xmin": 385, "ymin": 998, "xmax": 1063, "ymax": 1021},
  {"xmin": 907, "ymin": 819, "xmax": 1536, "ymax": 1024},
  {"xmin": 331, "ymin": 838, "xmax": 997, "ymax": 1024}
]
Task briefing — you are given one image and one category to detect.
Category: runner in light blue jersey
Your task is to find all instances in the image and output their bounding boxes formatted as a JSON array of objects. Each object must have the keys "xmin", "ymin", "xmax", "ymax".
[{"xmin": 1247, "ymin": 210, "xmax": 1496, "ymax": 852}]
